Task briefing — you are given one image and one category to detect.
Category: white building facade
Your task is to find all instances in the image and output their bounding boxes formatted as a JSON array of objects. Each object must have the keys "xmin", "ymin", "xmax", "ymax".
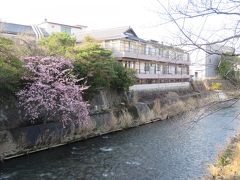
[
  {"xmin": 1, "ymin": 21, "xmax": 190, "ymax": 84},
  {"xmin": 38, "ymin": 19, "xmax": 87, "ymax": 36},
  {"xmin": 77, "ymin": 27, "xmax": 190, "ymax": 84},
  {"xmin": 190, "ymin": 45, "xmax": 235, "ymax": 80},
  {"xmin": 0, "ymin": 20, "xmax": 87, "ymax": 41}
]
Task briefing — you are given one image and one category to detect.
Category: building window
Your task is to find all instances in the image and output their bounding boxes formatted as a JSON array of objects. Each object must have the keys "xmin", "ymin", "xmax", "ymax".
[
  {"xmin": 163, "ymin": 65, "xmax": 169, "ymax": 74},
  {"xmin": 150, "ymin": 48, "xmax": 156, "ymax": 55},
  {"xmin": 122, "ymin": 41, "xmax": 130, "ymax": 51},
  {"xmin": 177, "ymin": 66, "xmax": 182, "ymax": 74},
  {"xmin": 159, "ymin": 48, "xmax": 163, "ymax": 56},
  {"xmin": 61, "ymin": 25, "xmax": 71, "ymax": 34},
  {"xmin": 169, "ymin": 65, "xmax": 175, "ymax": 74},
  {"xmin": 178, "ymin": 53, "xmax": 183, "ymax": 61},
  {"xmin": 130, "ymin": 62, "xmax": 135, "ymax": 69},
  {"xmin": 139, "ymin": 44, "xmax": 145, "ymax": 54},
  {"xmin": 149, "ymin": 63, "xmax": 156, "ymax": 74},
  {"xmin": 195, "ymin": 72, "xmax": 198, "ymax": 78},
  {"xmin": 144, "ymin": 62, "xmax": 150, "ymax": 73},
  {"xmin": 163, "ymin": 49, "xmax": 169, "ymax": 58},
  {"xmin": 124, "ymin": 61, "xmax": 135, "ymax": 69},
  {"xmin": 147, "ymin": 47, "xmax": 151, "ymax": 55},
  {"xmin": 169, "ymin": 51, "xmax": 176, "ymax": 60},
  {"xmin": 157, "ymin": 64, "xmax": 162, "ymax": 71},
  {"xmin": 182, "ymin": 67, "xmax": 187, "ymax": 75}
]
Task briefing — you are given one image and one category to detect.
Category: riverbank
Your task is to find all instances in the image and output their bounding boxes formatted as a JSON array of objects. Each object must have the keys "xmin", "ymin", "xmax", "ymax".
[
  {"xmin": 1, "ymin": 96, "xmax": 240, "ymax": 179},
  {"xmin": 208, "ymin": 133, "xmax": 240, "ymax": 179},
  {"xmin": 1, "ymin": 79, "xmax": 239, "ymax": 160},
  {"xmin": 0, "ymin": 89, "xmax": 226, "ymax": 160}
]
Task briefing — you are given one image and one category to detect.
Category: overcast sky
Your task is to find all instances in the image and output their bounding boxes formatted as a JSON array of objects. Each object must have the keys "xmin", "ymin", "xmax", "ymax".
[
  {"xmin": 1, "ymin": 0, "xmax": 237, "ymax": 53},
  {"xmin": 0, "ymin": 0, "xmax": 179, "ymax": 43}
]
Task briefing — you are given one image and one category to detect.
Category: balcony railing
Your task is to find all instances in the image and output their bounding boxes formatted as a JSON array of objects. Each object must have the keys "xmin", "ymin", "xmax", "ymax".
[
  {"xmin": 136, "ymin": 73, "xmax": 190, "ymax": 79},
  {"xmin": 105, "ymin": 46, "xmax": 190, "ymax": 65}
]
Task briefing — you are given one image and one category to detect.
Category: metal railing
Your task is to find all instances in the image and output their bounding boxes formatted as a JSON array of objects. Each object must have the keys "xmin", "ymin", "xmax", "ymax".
[{"xmin": 105, "ymin": 46, "xmax": 189, "ymax": 62}]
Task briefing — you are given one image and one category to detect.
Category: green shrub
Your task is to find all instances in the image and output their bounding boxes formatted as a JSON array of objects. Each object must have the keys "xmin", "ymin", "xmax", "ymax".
[
  {"xmin": 0, "ymin": 37, "xmax": 27, "ymax": 93},
  {"xmin": 211, "ymin": 82, "xmax": 222, "ymax": 90},
  {"xmin": 73, "ymin": 37, "xmax": 135, "ymax": 97},
  {"xmin": 39, "ymin": 32, "xmax": 76, "ymax": 56},
  {"xmin": 110, "ymin": 61, "xmax": 136, "ymax": 90},
  {"xmin": 0, "ymin": 36, "xmax": 15, "ymax": 58},
  {"xmin": 218, "ymin": 55, "xmax": 240, "ymax": 84}
]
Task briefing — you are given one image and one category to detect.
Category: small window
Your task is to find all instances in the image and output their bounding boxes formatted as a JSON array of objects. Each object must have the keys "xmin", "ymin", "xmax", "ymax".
[
  {"xmin": 157, "ymin": 64, "xmax": 162, "ymax": 71},
  {"xmin": 163, "ymin": 65, "xmax": 169, "ymax": 74},
  {"xmin": 61, "ymin": 25, "xmax": 71, "ymax": 34},
  {"xmin": 144, "ymin": 63, "xmax": 150, "ymax": 71},
  {"xmin": 195, "ymin": 72, "xmax": 198, "ymax": 78}
]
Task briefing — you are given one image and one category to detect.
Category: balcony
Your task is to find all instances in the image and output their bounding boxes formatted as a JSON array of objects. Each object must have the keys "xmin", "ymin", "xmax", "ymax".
[
  {"xmin": 114, "ymin": 51, "xmax": 190, "ymax": 65},
  {"xmin": 108, "ymin": 47, "xmax": 190, "ymax": 65}
]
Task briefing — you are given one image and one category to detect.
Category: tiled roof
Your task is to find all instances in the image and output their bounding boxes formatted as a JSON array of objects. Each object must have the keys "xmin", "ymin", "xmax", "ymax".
[{"xmin": 76, "ymin": 26, "xmax": 146, "ymax": 42}]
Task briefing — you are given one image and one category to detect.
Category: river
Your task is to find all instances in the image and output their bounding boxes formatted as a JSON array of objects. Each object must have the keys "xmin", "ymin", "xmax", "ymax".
[{"xmin": 1, "ymin": 99, "xmax": 240, "ymax": 180}]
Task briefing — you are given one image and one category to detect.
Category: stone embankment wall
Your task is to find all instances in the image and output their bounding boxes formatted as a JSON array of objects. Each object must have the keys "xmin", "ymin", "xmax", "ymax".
[{"xmin": 0, "ymin": 84, "xmax": 225, "ymax": 160}]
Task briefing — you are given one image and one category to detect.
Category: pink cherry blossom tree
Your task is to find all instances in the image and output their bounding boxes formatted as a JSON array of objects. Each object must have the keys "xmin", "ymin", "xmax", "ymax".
[{"xmin": 17, "ymin": 56, "xmax": 90, "ymax": 127}]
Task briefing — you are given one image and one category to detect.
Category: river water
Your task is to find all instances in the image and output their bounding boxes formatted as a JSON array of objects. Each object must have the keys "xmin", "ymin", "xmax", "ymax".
[{"xmin": 1, "ymin": 100, "xmax": 240, "ymax": 180}]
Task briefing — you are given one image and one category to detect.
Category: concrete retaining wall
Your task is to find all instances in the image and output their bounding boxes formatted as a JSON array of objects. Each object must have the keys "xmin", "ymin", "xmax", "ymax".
[{"xmin": 0, "ymin": 89, "xmax": 223, "ymax": 160}]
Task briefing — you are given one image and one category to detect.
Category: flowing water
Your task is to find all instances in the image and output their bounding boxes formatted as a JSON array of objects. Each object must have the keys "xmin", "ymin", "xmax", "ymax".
[{"xmin": 1, "ymin": 100, "xmax": 240, "ymax": 180}]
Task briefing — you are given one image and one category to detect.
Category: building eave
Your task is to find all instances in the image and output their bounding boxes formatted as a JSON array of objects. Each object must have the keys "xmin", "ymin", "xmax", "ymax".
[{"xmin": 38, "ymin": 21, "xmax": 87, "ymax": 29}]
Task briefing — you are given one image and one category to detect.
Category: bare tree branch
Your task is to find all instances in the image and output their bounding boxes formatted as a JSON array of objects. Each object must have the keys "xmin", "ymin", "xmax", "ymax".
[{"xmin": 155, "ymin": 0, "xmax": 240, "ymax": 56}]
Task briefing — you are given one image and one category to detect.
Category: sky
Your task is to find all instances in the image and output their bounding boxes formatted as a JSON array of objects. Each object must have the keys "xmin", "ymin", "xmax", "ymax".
[
  {"xmin": 1, "ymin": 0, "xmax": 238, "ymax": 55},
  {"xmin": 0, "ymin": 0, "xmax": 178, "ymax": 43}
]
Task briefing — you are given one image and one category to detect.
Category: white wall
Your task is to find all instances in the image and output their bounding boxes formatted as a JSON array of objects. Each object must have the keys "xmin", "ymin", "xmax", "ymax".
[
  {"xmin": 189, "ymin": 49, "xmax": 206, "ymax": 80},
  {"xmin": 38, "ymin": 22, "xmax": 83, "ymax": 35},
  {"xmin": 129, "ymin": 82, "xmax": 190, "ymax": 92},
  {"xmin": 190, "ymin": 45, "xmax": 235, "ymax": 80},
  {"xmin": 71, "ymin": 27, "xmax": 83, "ymax": 35},
  {"xmin": 38, "ymin": 23, "xmax": 61, "ymax": 34}
]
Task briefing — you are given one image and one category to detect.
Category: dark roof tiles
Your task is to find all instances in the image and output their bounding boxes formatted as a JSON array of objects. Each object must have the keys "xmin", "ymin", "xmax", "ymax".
[{"xmin": 76, "ymin": 26, "xmax": 145, "ymax": 42}]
